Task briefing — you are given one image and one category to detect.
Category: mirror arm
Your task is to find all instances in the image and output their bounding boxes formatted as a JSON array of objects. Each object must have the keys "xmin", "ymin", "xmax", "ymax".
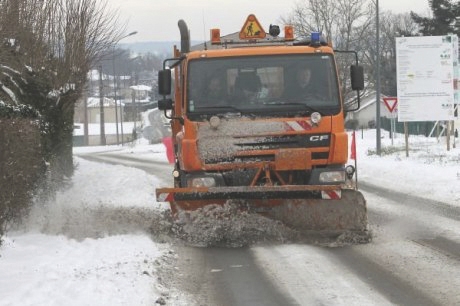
[{"xmin": 334, "ymin": 49, "xmax": 363, "ymax": 112}]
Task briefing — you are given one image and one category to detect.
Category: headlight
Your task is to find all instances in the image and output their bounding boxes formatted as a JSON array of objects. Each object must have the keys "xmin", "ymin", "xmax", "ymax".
[
  {"xmin": 311, "ymin": 112, "xmax": 322, "ymax": 125},
  {"xmin": 190, "ymin": 177, "xmax": 216, "ymax": 188},
  {"xmin": 345, "ymin": 165, "xmax": 355, "ymax": 179},
  {"xmin": 209, "ymin": 116, "xmax": 221, "ymax": 129},
  {"xmin": 172, "ymin": 170, "xmax": 180, "ymax": 178},
  {"xmin": 319, "ymin": 171, "xmax": 345, "ymax": 183}
]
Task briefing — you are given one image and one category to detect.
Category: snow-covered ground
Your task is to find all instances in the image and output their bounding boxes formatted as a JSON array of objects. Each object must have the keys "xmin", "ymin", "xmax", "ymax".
[
  {"xmin": 0, "ymin": 129, "xmax": 459, "ymax": 305},
  {"xmin": 355, "ymin": 129, "xmax": 459, "ymax": 206}
]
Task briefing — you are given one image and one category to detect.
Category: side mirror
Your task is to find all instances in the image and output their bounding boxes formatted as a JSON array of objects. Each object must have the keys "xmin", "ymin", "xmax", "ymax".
[
  {"xmin": 158, "ymin": 69, "xmax": 172, "ymax": 95},
  {"xmin": 350, "ymin": 65, "xmax": 364, "ymax": 91},
  {"xmin": 158, "ymin": 98, "xmax": 173, "ymax": 111}
]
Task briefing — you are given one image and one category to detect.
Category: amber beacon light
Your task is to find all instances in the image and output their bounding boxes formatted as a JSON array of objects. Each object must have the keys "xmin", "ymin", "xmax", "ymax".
[
  {"xmin": 211, "ymin": 28, "xmax": 221, "ymax": 44},
  {"xmin": 284, "ymin": 25, "xmax": 294, "ymax": 40}
]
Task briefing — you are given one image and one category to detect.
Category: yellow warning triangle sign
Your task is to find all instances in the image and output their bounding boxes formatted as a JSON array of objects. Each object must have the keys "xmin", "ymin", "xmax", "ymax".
[{"xmin": 239, "ymin": 14, "xmax": 266, "ymax": 40}]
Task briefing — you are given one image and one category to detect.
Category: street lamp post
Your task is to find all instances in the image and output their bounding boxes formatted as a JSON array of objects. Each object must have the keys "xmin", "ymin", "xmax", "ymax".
[{"xmin": 113, "ymin": 31, "xmax": 137, "ymax": 145}]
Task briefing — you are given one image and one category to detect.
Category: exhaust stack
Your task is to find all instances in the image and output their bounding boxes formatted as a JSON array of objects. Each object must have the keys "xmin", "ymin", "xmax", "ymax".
[{"xmin": 178, "ymin": 19, "xmax": 190, "ymax": 54}]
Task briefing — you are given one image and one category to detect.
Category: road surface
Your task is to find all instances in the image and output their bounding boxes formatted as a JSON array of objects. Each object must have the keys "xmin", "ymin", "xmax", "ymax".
[{"xmin": 78, "ymin": 151, "xmax": 460, "ymax": 306}]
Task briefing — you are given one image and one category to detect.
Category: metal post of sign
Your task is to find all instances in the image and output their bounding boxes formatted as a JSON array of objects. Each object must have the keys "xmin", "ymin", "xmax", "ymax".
[
  {"xmin": 447, "ymin": 121, "xmax": 451, "ymax": 151},
  {"xmin": 391, "ymin": 112, "xmax": 395, "ymax": 146},
  {"xmin": 453, "ymin": 119, "xmax": 457, "ymax": 148},
  {"xmin": 404, "ymin": 122, "xmax": 409, "ymax": 157}
]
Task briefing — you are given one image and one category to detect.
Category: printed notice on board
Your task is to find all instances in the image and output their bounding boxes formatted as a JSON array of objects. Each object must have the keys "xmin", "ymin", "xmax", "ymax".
[{"xmin": 396, "ymin": 35, "xmax": 456, "ymax": 122}]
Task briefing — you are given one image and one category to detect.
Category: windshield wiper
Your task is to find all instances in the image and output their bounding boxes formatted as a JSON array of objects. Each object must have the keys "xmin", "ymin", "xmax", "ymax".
[
  {"xmin": 262, "ymin": 102, "xmax": 321, "ymax": 114},
  {"xmin": 193, "ymin": 105, "xmax": 243, "ymax": 113}
]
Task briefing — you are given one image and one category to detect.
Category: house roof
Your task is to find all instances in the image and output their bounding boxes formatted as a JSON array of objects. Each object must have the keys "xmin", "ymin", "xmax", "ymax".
[
  {"xmin": 353, "ymin": 91, "xmax": 388, "ymax": 113},
  {"xmin": 87, "ymin": 97, "xmax": 116, "ymax": 108},
  {"xmin": 190, "ymin": 31, "xmax": 288, "ymax": 51},
  {"xmin": 191, "ymin": 32, "xmax": 240, "ymax": 51},
  {"xmin": 130, "ymin": 85, "xmax": 152, "ymax": 91}
]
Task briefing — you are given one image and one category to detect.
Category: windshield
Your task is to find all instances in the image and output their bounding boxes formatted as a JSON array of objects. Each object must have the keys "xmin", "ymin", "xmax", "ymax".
[{"xmin": 187, "ymin": 54, "xmax": 340, "ymax": 118}]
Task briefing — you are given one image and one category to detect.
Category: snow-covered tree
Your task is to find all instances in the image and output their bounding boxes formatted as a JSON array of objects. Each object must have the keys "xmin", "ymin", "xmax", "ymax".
[{"xmin": 0, "ymin": 0, "xmax": 125, "ymax": 181}]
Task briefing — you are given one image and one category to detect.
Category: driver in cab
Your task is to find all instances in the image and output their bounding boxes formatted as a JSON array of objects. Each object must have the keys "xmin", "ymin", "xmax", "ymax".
[{"xmin": 283, "ymin": 66, "xmax": 320, "ymax": 100}]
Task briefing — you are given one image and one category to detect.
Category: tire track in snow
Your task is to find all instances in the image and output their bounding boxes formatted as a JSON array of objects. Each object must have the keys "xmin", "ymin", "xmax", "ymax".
[
  {"xmin": 363, "ymin": 188, "xmax": 460, "ymax": 243},
  {"xmin": 355, "ymin": 189, "xmax": 460, "ymax": 305},
  {"xmin": 360, "ymin": 181, "xmax": 460, "ymax": 221},
  {"xmin": 413, "ymin": 236, "xmax": 460, "ymax": 260},
  {"xmin": 250, "ymin": 184, "xmax": 460, "ymax": 305},
  {"xmin": 327, "ymin": 246, "xmax": 441, "ymax": 306},
  {"xmin": 252, "ymin": 244, "xmax": 393, "ymax": 305}
]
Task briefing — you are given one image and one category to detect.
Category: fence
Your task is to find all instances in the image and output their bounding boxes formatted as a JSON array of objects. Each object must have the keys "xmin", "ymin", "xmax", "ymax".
[{"xmin": 379, "ymin": 117, "xmax": 455, "ymax": 137}]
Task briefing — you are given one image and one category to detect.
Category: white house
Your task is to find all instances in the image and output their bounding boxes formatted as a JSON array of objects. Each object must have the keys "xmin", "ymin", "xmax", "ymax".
[
  {"xmin": 73, "ymin": 97, "xmax": 132, "ymax": 146},
  {"xmin": 347, "ymin": 91, "xmax": 393, "ymax": 128}
]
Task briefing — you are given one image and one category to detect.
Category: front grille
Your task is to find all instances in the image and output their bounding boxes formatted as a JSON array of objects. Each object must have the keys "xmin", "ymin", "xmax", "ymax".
[
  {"xmin": 199, "ymin": 130, "xmax": 331, "ymax": 165},
  {"xmin": 234, "ymin": 134, "xmax": 330, "ymax": 150}
]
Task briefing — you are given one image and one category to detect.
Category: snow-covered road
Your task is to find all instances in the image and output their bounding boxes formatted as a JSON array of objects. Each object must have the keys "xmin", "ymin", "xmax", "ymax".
[
  {"xmin": 75, "ymin": 142, "xmax": 460, "ymax": 306},
  {"xmin": 252, "ymin": 187, "xmax": 460, "ymax": 305},
  {"xmin": 1, "ymin": 130, "xmax": 459, "ymax": 305}
]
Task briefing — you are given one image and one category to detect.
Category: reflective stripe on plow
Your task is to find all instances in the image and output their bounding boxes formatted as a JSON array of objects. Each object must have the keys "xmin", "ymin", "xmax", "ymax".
[
  {"xmin": 285, "ymin": 120, "xmax": 312, "ymax": 131},
  {"xmin": 321, "ymin": 190, "xmax": 341, "ymax": 199},
  {"xmin": 158, "ymin": 192, "xmax": 173, "ymax": 202}
]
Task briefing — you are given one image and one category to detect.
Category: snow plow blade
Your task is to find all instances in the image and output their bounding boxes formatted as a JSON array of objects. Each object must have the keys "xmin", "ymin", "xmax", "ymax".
[{"xmin": 156, "ymin": 185, "xmax": 368, "ymax": 232}]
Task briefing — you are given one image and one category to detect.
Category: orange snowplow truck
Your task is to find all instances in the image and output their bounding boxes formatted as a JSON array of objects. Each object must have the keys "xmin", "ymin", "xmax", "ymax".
[{"xmin": 156, "ymin": 14, "xmax": 367, "ymax": 233}]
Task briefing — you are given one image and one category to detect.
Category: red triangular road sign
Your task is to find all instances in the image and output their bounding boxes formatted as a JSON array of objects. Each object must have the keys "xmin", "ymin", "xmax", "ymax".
[{"xmin": 383, "ymin": 97, "xmax": 398, "ymax": 113}]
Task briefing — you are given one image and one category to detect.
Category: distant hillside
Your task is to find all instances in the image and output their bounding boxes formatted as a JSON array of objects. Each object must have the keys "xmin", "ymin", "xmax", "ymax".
[{"xmin": 119, "ymin": 41, "xmax": 201, "ymax": 56}]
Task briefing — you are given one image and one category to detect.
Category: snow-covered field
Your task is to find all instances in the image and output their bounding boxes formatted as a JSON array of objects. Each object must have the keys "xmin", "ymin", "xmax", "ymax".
[{"xmin": 0, "ymin": 129, "xmax": 459, "ymax": 305}]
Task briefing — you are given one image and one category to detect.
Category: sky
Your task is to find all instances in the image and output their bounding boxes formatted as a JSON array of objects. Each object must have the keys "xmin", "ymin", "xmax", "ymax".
[
  {"xmin": 0, "ymin": 117, "xmax": 459, "ymax": 305},
  {"xmin": 106, "ymin": 0, "xmax": 431, "ymax": 43}
]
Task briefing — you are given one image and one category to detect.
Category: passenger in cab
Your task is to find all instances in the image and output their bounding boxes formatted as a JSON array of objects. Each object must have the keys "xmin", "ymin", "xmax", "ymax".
[{"xmin": 204, "ymin": 77, "xmax": 227, "ymax": 105}]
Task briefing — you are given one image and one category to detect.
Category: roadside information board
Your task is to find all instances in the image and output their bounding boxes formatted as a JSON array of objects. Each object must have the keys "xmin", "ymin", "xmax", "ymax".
[{"xmin": 396, "ymin": 35, "xmax": 457, "ymax": 122}]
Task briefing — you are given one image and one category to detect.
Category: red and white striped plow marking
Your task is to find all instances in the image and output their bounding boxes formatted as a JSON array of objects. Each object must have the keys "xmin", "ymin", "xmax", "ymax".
[
  {"xmin": 321, "ymin": 190, "xmax": 342, "ymax": 200},
  {"xmin": 284, "ymin": 120, "xmax": 312, "ymax": 131},
  {"xmin": 157, "ymin": 192, "xmax": 174, "ymax": 202}
]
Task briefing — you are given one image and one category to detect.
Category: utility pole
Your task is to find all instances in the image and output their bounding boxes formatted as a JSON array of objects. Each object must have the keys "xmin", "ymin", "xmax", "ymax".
[
  {"xmin": 113, "ymin": 31, "xmax": 138, "ymax": 146},
  {"xmin": 376, "ymin": 0, "xmax": 382, "ymax": 155},
  {"xmin": 132, "ymin": 72, "xmax": 139, "ymax": 135},
  {"xmin": 84, "ymin": 93, "xmax": 89, "ymax": 146},
  {"xmin": 132, "ymin": 86, "xmax": 137, "ymax": 133},
  {"xmin": 112, "ymin": 56, "xmax": 120, "ymax": 145},
  {"xmin": 120, "ymin": 92, "xmax": 125, "ymax": 146},
  {"xmin": 99, "ymin": 66, "xmax": 106, "ymax": 145}
]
